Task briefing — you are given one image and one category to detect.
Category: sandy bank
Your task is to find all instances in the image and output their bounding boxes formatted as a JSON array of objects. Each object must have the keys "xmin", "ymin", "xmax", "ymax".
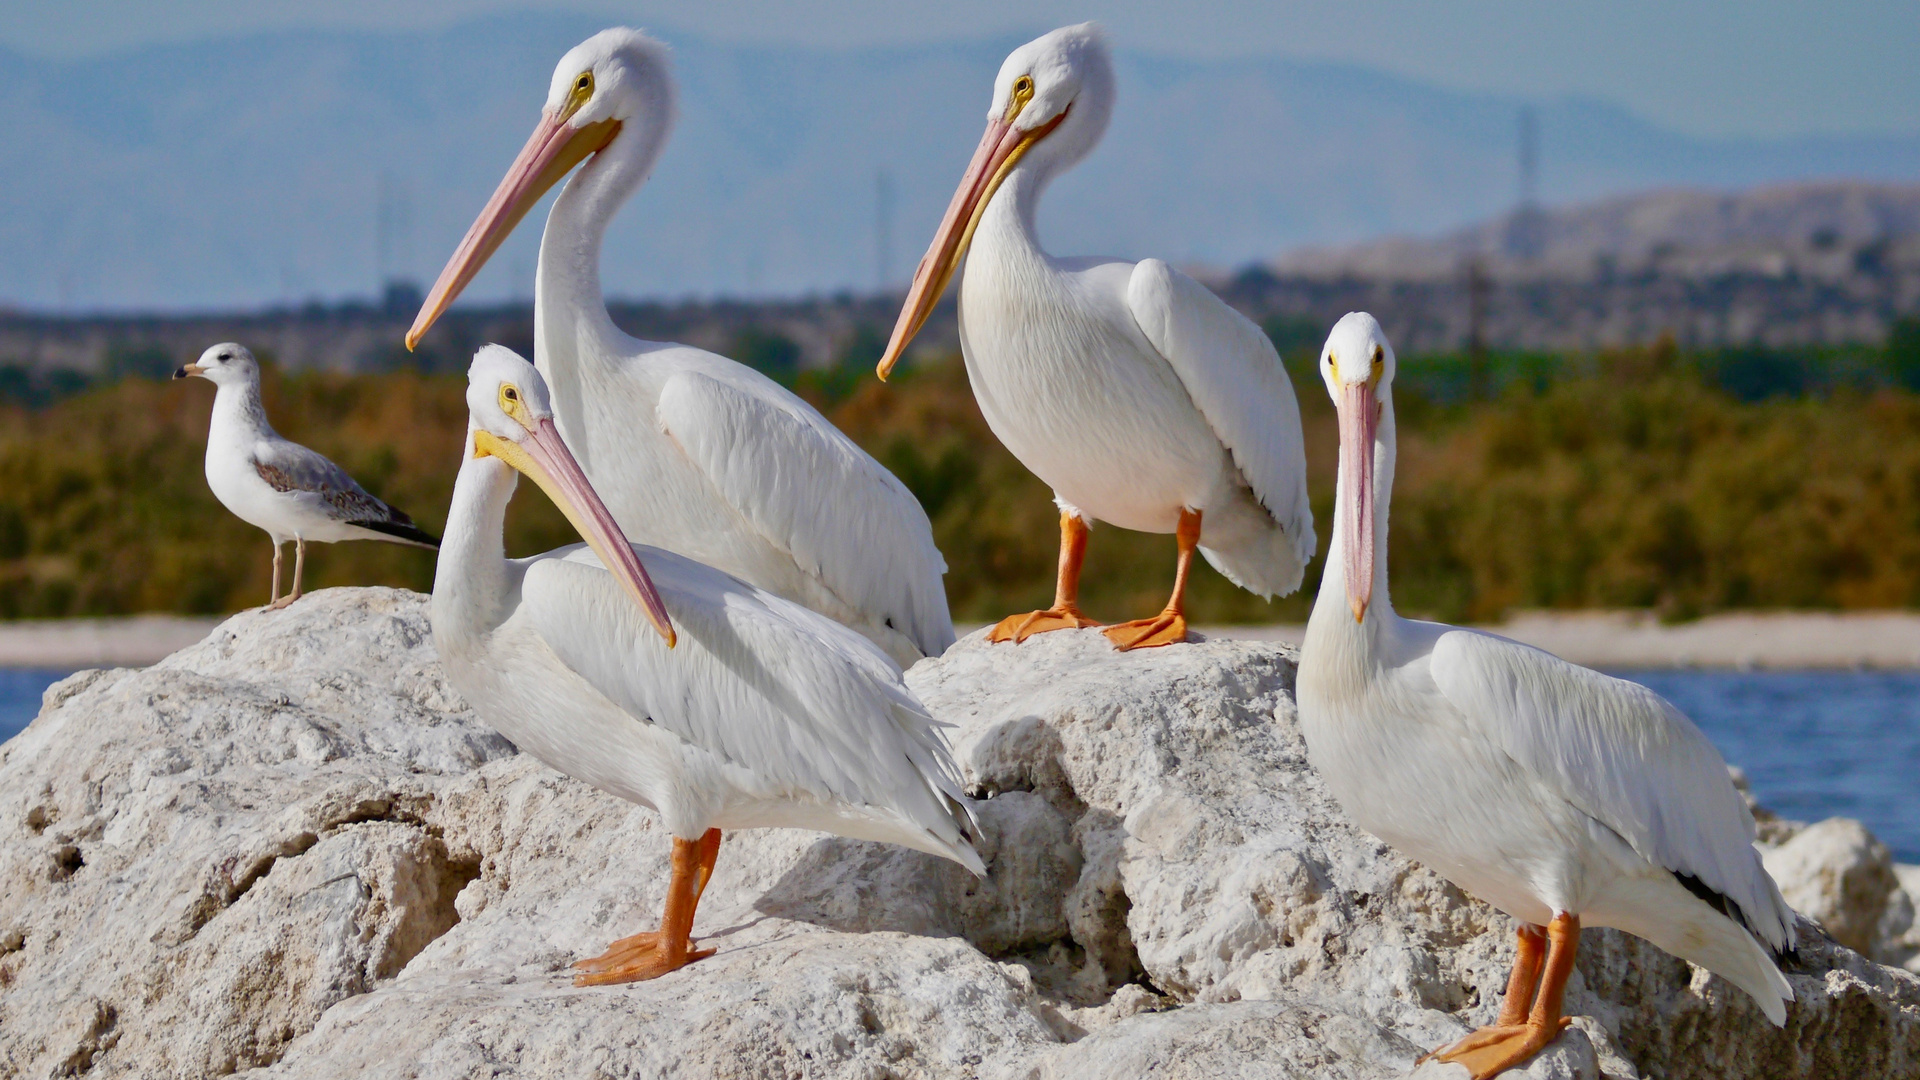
[
  {"xmin": 6, "ymin": 609, "xmax": 1920, "ymax": 670},
  {"xmin": 1211, "ymin": 610, "xmax": 1920, "ymax": 669},
  {"xmin": 0, "ymin": 615, "xmax": 221, "ymax": 668}
]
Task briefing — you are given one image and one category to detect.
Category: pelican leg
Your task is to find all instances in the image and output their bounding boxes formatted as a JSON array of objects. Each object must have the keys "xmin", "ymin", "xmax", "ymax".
[
  {"xmin": 989, "ymin": 510, "xmax": 1101, "ymax": 642},
  {"xmin": 1424, "ymin": 913, "xmax": 1577, "ymax": 1079},
  {"xmin": 268, "ymin": 542, "xmax": 284, "ymax": 607},
  {"xmin": 1497, "ymin": 923, "xmax": 1548, "ymax": 1026},
  {"xmin": 270, "ymin": 538, "xmax": 306, "ymax": 611},
  {"xmin": 1104, "ymin": 508, "xmax": 1199, "ymax": 650},
  {"xmin": 572, "ymin": 829, "xmax": 720, "ymax": 985}
]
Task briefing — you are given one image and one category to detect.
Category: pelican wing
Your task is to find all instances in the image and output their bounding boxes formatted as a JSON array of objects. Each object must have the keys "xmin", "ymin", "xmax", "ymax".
[
  {"xmin": 1430, "ymin": 629, "xmax": 1795, "ymax": 951},
  {"xmin": 655, "ymin": 371, "xmax": 955, "ymax": 658},
  {"xmin": 521, "ymin": 543, "xmax": 980, "ymax": 869},
  {"xmin": 1125, "ymin": 259, "xmax": 1316, "ymax": 575}
]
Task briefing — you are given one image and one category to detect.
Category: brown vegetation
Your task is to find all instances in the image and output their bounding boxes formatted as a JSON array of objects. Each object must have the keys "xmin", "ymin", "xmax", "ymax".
[{"xmin": 3, "ymin": 343, "xmax": 1917, "ymax": 624}]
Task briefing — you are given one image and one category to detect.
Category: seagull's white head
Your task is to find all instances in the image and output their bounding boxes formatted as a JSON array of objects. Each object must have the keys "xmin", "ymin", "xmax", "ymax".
[
  {"xmin": 464, "ymin": 344, "xmax": 675, "ymax": 646},
  {"xmin": 409, "ymin": 29, "xmax": 675, "ymax": 349},
  {"xmin": 877, "ymin": 23, "xmax": 1115, "ymax": 379},
  {"xmin": 1320, "ymin": 312, "xmax": 1394, "ymax": 624},
  {"xmin": 173, "ymin": 342, "xmax": 259, "ymax": 388}
]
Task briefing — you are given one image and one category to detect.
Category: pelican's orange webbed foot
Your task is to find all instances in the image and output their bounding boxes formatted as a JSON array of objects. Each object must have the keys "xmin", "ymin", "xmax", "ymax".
[
  {"xmin": 988, "ymin": 606, "xmax": 1102, "ymax": 643},
  {"xmin": 1421, "ymin": 1017, "xmax": 1572, "ymax": 1079},
  {"xmin": 571, "ymin": 829, "xmax": 721, "ymax": 986},
  {"xmin": 1103, "ymin": 607, "xmax": 1188, "ymax": 650},
  {"xmin": 1421, "ymin": 912, "xmax": 1580, "ymax": 1078},
  {"xmin": 571, "ymin": 935, "xmax": 715, "ymax": 985}
]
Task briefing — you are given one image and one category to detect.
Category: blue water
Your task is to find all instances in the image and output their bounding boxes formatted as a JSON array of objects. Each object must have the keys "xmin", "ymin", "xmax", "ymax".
[
  {"xmin": 1619, "ymin": 670, "xmax": 1920, "ymax": 863},
  {"xmin": 0, "ymin": 666, "xmax": 1914, "ymax": 860},
  {"xmin": 2, "ymin": 668, "xmax": 72, "ymax": 744}
]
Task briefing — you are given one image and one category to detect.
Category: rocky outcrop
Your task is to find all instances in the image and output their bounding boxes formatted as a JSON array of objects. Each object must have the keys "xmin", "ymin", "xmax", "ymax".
[{"xmin": 1, "ymin": 589, "xmax": 1916, "ymax": 1079}]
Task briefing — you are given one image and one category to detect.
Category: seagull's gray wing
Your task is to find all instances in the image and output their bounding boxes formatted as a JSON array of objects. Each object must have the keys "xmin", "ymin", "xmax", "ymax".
[{"xmin": 253, "ymin": 438, "xmax": 438, "ymax": 546}]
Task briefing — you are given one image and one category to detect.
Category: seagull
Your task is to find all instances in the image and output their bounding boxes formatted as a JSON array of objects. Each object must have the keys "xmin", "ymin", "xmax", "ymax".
[
  {"xmin": 877, "ymin": 23, "xmax": 1314, "ymax": 651},
  {"xmin": 1295, "ymin": 313, "xmax": 1794, "ymax": 1078},
  {"xmin": 173, "ymin": 343, "xmax": 437, "ymax": 609},
  {"xmin": 407, "ymin": 28, "xmax": 954, "ymax": 669},
  {"xmin": 433, "ymin": 345, "xmax": 982, "ymax": 983}
]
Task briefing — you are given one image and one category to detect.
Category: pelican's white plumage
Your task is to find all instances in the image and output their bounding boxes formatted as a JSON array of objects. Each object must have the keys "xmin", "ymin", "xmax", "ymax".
[
  {"xmin": 433, "ymin": 346, "xmax": 979, "ymax": 982},
  {"xmin": 1297, "ymin": 313, "xmax": 1792, "ymax": 1076},
  {"xmin": 174, "ymin": 343, "xmax": 438, "ymax": 608},
  {"xmin": 411, "ymin": 29, "xmax": 952, "ymax": 667},
  {"xmin": 879, "ymin": 24, "xmax": 1312, "ymax": 648}
]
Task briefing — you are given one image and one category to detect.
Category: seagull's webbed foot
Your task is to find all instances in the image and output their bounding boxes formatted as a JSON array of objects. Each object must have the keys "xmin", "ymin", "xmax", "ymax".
[
  {"xmin": 266, "ymin": 595, "xmax": 298, "ymax": 611},
  {"xmin": 1420, "ymin": 1017, "xmax": 1572, "ymax": 1079},
  {"xmin": 1103, "ymin": 607, "xmax": 1188, "ymax": 650},
  {"xmin": 988, "ymin": 605, "xmax": 1102, "ymax": 643}
]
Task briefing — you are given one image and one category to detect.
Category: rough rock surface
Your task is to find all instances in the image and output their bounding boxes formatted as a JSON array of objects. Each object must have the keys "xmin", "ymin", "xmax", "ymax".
[{"xmin": 0, "ymin": 589, "xmax": 1915, "ymax": 1079}]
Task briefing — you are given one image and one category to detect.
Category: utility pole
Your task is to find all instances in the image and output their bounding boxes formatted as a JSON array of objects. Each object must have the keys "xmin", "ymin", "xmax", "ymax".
[
  {"xmin": 1467, "ymin": 256, "xmax": 1491, "ymax": 399},
  {"xmin": 1506, "ymin": 107, "xmax": 1545, "ymax": 261}
]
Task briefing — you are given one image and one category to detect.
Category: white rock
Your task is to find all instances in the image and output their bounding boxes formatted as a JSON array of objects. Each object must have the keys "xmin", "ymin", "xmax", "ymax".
[
  {"xmin": 1, "ymin": 591, "xmax": 1916, "ymax": 1080},
  {"xmin": 1880, "ymin": 864, "xmax": 1920, "ymax": 974},
  {"xmin": 1761, "ymin": 818, "xmax": 1898, "ymax": 955}
]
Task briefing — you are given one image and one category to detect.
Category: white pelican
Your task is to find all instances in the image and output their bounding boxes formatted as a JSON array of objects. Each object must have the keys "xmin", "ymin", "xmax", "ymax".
[
  {"xmin": 408, "ymin": 29, "xmax": 953, "ymax": 669},
  {"xmin": 1296, "ymin": 313, "xmax": 1794, "ymax": 1077},
  {"xmin": 434, "ymin": 345, "xmax": 982, "ymax": 983},
  {"xmin": 877, "ymin": 23, "xmax": 1314, "ymax": 651},
  {"xmin": 173, "ymin": 343, "xmax": 438, "ymax": 608}
]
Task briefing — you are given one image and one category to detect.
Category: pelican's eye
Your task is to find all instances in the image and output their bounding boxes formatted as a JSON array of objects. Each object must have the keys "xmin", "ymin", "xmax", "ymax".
[
  {"xmin": 1371, "ymin": 345, "xmax": 1384, "ymax": 367},
  {"xmin": 1005, "ymin": 75, "xmax": 1036, "ymax": 122},
  {"xmin": 565, "ymin": 70, "xmax": 595, "ymax": 116},
  {"xmin": 498, "ymin": 383, "xmax": 529, "ymax": 423}
]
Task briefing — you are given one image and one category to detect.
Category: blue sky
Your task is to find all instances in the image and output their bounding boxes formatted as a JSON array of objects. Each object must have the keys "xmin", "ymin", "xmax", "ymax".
[{"xmin": 9, "ymin": 0, "xmax": 1919, "ymax": 140}]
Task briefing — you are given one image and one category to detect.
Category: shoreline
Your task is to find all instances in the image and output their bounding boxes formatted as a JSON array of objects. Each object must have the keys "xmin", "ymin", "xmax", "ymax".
[
  {"xmin": 5, "ymin": 608, "xmax": 1920, "ymax": 670},
  {"xmin": 1206, "ymin": 610, "xmax": 1920, "ymax": 670},
  {"xmin": 0, "ymin": 615, "xmax": 221, "ymax": 669}
]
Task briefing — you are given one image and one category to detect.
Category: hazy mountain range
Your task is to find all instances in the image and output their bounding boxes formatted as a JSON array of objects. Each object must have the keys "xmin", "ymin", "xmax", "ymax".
[
  {"xmin": 7, "ymin": 11, "xmax": 1920, "ymax": 312},
  {"xmin": 1272, "ymin": 180, "xmax": 1920, "ymax": 282}
]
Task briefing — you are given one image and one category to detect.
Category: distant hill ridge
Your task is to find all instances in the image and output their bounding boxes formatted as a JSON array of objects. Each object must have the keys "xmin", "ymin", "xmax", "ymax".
[
  {"xmin": 6, "ymin": 12, "xmax": 1920, "ymax": 311},
  {"xmin": 1272, "ymin": 180, "xmax": 1920, "ymax": 282}
]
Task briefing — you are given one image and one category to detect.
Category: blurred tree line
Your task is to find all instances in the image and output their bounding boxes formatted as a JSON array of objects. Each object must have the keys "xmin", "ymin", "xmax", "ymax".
[{"xmin": 5, "ymin": 316, "xmax": 1920, "ymax": 623}]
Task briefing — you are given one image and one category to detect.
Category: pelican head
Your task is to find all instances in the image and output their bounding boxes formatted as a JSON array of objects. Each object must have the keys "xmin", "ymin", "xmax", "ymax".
[
  {"xmin": 410, "ymin": 30, "xmax": 676, "ymax": 349},
  {"xmin": 173, "ymin": 342, "xmax": 259, "ymax": 387},
  {"xmin": 466, "ymin": 344, "xmax": 676, "ymax": 645},
  {"xmin": 877, "ymin": 23, "xmax": 1115, "ymax": 379},
  {"xmin": 1320, "ymin": 313, "xmax": 1394, "ymax": 624}
]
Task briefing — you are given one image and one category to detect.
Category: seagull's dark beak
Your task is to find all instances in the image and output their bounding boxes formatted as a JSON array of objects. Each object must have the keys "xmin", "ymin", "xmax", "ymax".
[{"xmin": 173, "ymin": 364, "xmax": 205, "ymax": 380}]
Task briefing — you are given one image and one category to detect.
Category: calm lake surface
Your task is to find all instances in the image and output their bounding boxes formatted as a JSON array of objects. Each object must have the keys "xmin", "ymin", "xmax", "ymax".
[{"xmin": 1, "ymin": 666, "xmax": 1915, "ymax": 861}]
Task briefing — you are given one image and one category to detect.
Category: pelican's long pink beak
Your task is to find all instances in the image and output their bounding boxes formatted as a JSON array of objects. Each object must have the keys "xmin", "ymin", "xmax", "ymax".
[
  {"xmin": 408, "ymin": 111, "xmax": 621, "ymax": 350},
  {"xmin": 876, "ymin": 110, "xmax": 1065, "ymax": 380},
  {"xmin": 476, "ymin": 418, "xmax": 675, "ymax": 646},
  {"xmin": 1338, "ymin": 381, "xmax": 1379, "ymax": 623}
]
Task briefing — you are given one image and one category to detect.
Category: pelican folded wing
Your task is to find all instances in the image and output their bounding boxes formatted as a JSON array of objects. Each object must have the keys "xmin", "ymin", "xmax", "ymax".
[{"xmin": 656, "ymin": 371, "xmax": 955, "ymax": 659}]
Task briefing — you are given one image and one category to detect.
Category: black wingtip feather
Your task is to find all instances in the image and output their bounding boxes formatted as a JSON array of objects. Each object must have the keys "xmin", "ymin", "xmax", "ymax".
[
  {"xmin": 1675, "ymin": 870, "xmax": 1791, "ymax": 961},
  {"xmin": 350, "ymin": 518, "xmax": 440, "ymax": 549}
]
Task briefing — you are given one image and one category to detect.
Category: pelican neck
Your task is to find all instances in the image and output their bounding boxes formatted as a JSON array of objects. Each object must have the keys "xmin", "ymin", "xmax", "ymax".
[
  {"xmin": 433, "ymin": 444, "xmax": 520, "ymax": 649},
  {"xmin": 533, "ymin": 119, "xmax": 666, "ymax": 381},
  {"xmin": 971, "ymin": 165, "xmax": 1053, "ymax": 275}
]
